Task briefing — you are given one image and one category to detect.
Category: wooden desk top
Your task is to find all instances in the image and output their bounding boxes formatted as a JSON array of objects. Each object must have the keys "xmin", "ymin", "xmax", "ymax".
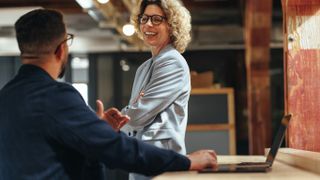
[{"xmin": 154, "ymin": 155, "xmax": 320, "ymax": 180}]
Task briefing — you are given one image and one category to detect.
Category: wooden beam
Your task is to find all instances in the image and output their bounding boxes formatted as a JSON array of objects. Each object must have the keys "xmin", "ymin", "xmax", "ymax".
[
  {"xmin": 282, "ymin": 0, "xmax": 320, "ymax": 152},
  {"xmin": 110, "ymin": 0, "xmax": 129, "ymax": 13},
  {"xmin": 0, "ymin": 0, "xmax": 83, "ymax": 14},
  {"xmin": 122, "ymin": 0, "xmax": 134, "ymax": 13},
  {"xmin": 181, "ymin": 0, "xmax": 234, "ymax": 10},
  {"xmin": 245, "ymin": 0, "xmax": 272, "ymax": 155}
]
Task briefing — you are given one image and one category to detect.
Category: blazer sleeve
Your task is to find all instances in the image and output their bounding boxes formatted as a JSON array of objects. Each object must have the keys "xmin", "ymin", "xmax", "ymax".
[
  {"xmin": 46, "ymin": 83, "xmax": 190, "ymax": 176},
  {"xmin": 122, "ymin": 56, "xmax": 188, "ymax": 129}
]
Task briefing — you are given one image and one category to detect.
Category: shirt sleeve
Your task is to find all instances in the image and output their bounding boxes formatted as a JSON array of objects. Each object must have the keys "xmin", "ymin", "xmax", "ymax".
[
  {"xmin": 46, "ymin": 83, "xmax": 190, "ymax": 176},
  {"xmin": 122, "ymin": 57, "xmax": 188, "ymax": 129}
]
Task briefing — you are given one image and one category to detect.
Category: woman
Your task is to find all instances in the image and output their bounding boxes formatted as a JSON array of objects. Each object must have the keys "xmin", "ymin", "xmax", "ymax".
[{"xmin": 121, "ymin": 0, "xmax": 191, "ymax": 179}]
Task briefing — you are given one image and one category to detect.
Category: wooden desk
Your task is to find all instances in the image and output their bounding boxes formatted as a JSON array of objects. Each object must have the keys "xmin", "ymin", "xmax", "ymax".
[{"xmin": 154, "ymin": 155, "xmax": 320, "ymax": 180}]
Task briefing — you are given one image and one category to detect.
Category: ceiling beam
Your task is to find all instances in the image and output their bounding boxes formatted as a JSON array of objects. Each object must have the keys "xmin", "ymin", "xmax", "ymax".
[{"xmin": 0, "ymin": 0, "xmax": 83, "ymax": 14}]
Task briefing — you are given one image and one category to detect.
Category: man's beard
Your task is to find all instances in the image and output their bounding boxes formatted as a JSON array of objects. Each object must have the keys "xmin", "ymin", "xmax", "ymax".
[
  {"xmin": 58, "ymin": 67, "xmax": 65, "ymax": 79},
  {"xmin": 58, "ymin": 61, "xmax": 66, "ymax": 79}
]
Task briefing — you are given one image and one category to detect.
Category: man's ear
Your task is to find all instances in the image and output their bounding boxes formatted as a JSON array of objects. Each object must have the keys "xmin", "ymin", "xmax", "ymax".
[{"xmin": 54, "ymin": 44, "xmax": 66, "ymax": 62}]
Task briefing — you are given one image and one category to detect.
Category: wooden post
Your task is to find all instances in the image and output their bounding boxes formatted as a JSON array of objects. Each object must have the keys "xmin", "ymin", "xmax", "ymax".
[
  {"xmin": 282, "ymin": 0, "xmax": 320, "ymax": 152},
  {"xmin": 245, "ymin": 0, "xmax": 272, "ymax": 155}
]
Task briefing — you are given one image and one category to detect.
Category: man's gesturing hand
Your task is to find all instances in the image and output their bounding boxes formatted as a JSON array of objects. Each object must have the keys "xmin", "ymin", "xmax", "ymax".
[{"xmin": 96, "ymin": 100, "xmax": 129, "ymax": 131}]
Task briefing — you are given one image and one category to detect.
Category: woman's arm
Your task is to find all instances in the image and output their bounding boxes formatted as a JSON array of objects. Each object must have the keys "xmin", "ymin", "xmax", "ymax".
[{"xmin": 122, "ymin": 56, "xmax": 189, "ymax": 129}]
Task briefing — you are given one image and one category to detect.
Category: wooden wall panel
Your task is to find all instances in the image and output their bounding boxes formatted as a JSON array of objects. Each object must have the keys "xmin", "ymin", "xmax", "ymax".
[
  {"xmin": 245, "ymin": 0, "xmax": 272, "ymax": 155},
  {"xmin": 282, "ymin": 0, "xmax": 320, "ymax": 152}
]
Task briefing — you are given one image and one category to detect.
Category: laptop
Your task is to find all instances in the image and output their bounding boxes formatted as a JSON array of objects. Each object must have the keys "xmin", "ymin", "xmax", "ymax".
[{"xmin": 199, "ymin": 114, "xmax": 292, "ymax": 173}]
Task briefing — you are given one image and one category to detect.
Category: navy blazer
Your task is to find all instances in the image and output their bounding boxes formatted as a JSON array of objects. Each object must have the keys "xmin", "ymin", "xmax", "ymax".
[{"xmin": 0, "ymin": 65, "xmax": 190, "ymax": 180}]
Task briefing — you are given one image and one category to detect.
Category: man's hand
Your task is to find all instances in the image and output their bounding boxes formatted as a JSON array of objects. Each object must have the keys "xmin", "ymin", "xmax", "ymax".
[
  {"xmin": 96, "ymin": 100, "xmax": 129, "ymax": 131},
  {"xmin": 187, "ymin": 150, "xmax": 218, "ymax": 170}
]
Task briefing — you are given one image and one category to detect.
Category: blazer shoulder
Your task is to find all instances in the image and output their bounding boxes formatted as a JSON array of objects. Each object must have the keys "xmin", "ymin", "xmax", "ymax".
[
  {"xmin": 47, "ymin": 81, "xmax": 85, "ymax": 105},
  {"xmin": 52, "ymin": 81, "xmax": 78, "ymax": 93},
  {"xmin": 155, "ymin": 47, "xmax": 189, "ymax": 71},
  {"xmin": 158, "ymin": 47, "xmax": 184, "ymax": 61}
]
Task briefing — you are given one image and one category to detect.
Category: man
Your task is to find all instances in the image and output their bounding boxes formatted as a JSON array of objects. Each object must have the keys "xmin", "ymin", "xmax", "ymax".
[{"xmin": 0, "ymin": 9, "xmax": 217, "ymax": 180}]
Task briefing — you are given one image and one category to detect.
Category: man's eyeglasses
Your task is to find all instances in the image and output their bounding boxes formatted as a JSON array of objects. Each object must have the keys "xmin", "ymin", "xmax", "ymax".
[
  {"xmin": 138, "ymin": 14, "xmax": 167, "ymax": 25},
  {"xmin": 54, "ymin": 33, "xmax": 74, "ymax": 54}
]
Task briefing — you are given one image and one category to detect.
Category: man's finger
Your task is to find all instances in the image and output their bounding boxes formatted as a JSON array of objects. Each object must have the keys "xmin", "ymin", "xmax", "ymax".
[
  {"xmin": 105, "ymin": 108, "xmax": 120, "ymax": 117},
  {"xmin": 96, "ymin": 100, "xmax": 104, "ymax": 117},
  {"xmin": 117, "ymin": 117, "xmax": 130, "ymax": 129},
  {"xmin": 105, "ymin": 111, "xmax": 115, "ymax": 123},
  {"xmin": 105, "ymin": 108, "xmax": 120, "ymax": 121}
]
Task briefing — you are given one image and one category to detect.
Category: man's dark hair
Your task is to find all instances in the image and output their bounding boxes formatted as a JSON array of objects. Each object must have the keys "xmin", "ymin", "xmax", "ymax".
[{"xmin": 14, "ymin": 9, "xmax": 66, "ymax": 55}]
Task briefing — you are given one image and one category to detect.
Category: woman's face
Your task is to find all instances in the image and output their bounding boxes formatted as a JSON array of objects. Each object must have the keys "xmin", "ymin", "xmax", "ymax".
[{"xmin": 139, "ymin": 4, "xmax": 170, "ymax": 49}]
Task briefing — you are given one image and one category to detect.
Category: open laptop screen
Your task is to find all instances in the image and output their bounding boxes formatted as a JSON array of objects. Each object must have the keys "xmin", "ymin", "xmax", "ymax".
[{"xmin": 265, "ymin": 114, "xmax": 292, "ymax": 165}]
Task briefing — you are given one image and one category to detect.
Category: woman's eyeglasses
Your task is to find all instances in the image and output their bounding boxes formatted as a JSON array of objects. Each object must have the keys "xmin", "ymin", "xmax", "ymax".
[
  {"xmin": 54, "ymin": 33, "xmax": 74, "ymax": 54},
  {"xmin": 138, "ymin": 14, "xmax": 167, "ymax": 25}
]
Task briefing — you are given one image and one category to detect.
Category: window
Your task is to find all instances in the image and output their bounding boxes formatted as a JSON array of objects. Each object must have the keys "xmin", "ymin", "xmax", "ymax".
[{"xmin": 71, "ymin": 56, "xmax": 89, "ymax": 104}]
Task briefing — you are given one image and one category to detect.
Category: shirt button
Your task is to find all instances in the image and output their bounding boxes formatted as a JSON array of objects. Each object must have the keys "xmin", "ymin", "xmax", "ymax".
[
  {"xmin": 128, "ymin": 132, "xmax": 131, "ymax": 136},
  {"xmin": 133, "ymin": 130, "xmax": 137, "ymax": 136}
]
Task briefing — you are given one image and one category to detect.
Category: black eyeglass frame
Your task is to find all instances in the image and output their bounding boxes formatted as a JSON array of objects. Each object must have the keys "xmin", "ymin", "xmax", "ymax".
[
  {"xmin": 54, "ymin": 33, "xmax": 74, "ymax": 54},
  {"xmin": 138, "ymin": 14, "xmax": 167, "ymax": 25}
]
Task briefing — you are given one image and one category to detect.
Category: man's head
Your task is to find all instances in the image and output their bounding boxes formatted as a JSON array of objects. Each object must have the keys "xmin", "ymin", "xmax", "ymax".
[
  {"xmin": 15, "ymin": 9, "xmax": 66, "ymax": 56},
  {"xmin": 15, "ymin": 9, "xmax": 72, "ymax": 78}
]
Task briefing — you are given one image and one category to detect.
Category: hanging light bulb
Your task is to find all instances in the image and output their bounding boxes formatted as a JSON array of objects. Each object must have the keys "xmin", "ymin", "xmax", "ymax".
[
  {"xmin": 122, "ymin": 24, "xmax": 135, "ymax": 36},
  {"xmin": 97, "ymin": 0, "xmax": 110, "ymax": 4},
  {"xmin": 75, "ymin": 0, "xmax": 94, "ymax": 9}
]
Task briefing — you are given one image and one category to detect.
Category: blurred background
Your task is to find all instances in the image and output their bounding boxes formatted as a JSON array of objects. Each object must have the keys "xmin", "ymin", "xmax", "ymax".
[{"xmin": 0, "ymin": 0, "xmax": 284, "ymax": 179}]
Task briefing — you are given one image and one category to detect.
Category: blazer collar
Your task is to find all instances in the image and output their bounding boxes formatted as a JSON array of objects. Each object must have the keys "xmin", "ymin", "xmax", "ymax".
[
  {"xmin": 18, "ymin": 64, "xmax": 55, "ymax": 81},
  {"xmin": 153, "ymin": 44, "xmax": 174, "ymax": 59}
]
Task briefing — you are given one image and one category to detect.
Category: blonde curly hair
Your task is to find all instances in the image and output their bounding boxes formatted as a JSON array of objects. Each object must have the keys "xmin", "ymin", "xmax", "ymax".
[{"xmin": 131, "ymin": 0, "xmax": 192, "ymax": 53}]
